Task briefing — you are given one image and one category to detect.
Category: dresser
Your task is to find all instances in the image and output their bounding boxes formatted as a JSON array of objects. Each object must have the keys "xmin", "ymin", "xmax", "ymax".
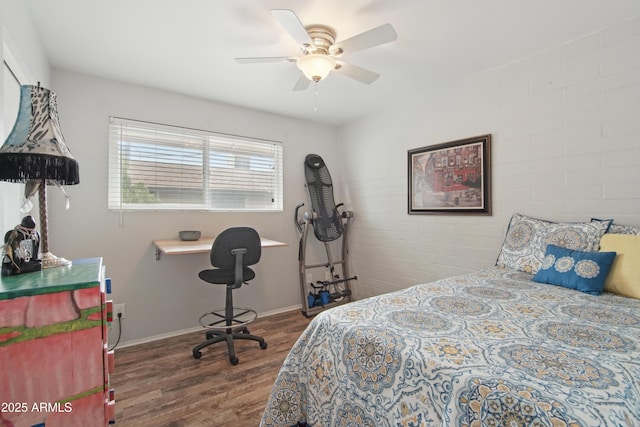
[{"xmin": 0, "ymin": 258, "xmax": 115, "ymax": 426}]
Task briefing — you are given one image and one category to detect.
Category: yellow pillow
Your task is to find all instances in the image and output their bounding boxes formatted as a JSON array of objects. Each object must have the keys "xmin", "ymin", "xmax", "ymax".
[{"xmin": 599, "ymin": 234, "xmax": 640, "ymax": 299}]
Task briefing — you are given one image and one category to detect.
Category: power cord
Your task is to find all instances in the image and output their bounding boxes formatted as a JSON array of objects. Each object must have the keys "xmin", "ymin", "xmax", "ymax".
[{"xmin": 108, "ymin": 312, "xmax": 123, "ymax": 351}]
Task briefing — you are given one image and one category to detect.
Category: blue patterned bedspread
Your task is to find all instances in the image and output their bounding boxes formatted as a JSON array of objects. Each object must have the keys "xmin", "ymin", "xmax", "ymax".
[{"xmin": 260, "ymin": 267, "xmax": 640, "ymax": 426}]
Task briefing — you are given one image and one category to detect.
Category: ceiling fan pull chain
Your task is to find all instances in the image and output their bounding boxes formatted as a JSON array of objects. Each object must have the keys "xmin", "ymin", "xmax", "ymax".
[{"xmin": 314, "ymin": 82, "xmax": 319, "ymax": 112}]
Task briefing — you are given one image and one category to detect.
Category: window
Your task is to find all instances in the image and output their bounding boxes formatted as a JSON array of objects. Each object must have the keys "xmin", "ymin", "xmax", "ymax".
[{"xmin": 108, "ymin": 117, "xmax": 283, "ymax": 212}]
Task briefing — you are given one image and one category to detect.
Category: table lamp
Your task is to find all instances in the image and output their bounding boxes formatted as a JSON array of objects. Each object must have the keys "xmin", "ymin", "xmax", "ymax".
[{"xmin": 0, "ymin": 84, "xmax": 79, "ymax": 268}]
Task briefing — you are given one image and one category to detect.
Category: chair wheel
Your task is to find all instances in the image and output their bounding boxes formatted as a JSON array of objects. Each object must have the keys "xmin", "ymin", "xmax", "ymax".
[
  {"xmin": 260, "ymin": 341, "xmax": 267, "ymax": 350},
  {"xmin": 230, "ymin": 356, "xmax": 239, "ymax": 365},
  {"xmin": 193, "ymin": 350, "xmax": 202, "ymax": 359}
]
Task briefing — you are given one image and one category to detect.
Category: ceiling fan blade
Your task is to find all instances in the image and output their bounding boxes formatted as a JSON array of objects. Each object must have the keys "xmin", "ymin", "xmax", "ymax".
[
  {"xmin": 271, "ymin": 9, "xmax": 315, "ymax": 51},
  {"xmin": 331, "ymin": 23, "xmax": 397, "ymax": 55},
  {"xmin": 235, "ymin": 57, "xmax": 296, "ymax": 64},
  {"xmin": 335, "ymin": 61, "xmax": 380, "ymax": 84},
  {"xmin": 293, "ymin": 75, "xmax": 311, "ymax": 91}
]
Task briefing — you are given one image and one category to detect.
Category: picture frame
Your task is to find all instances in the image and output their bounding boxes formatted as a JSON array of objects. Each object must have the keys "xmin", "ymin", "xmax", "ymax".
[{"xmin": 408, "ymin": 134, "xmax": 491, "ymax": 215}]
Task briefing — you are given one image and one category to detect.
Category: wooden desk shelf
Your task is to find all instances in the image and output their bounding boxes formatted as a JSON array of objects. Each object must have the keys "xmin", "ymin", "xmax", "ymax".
[{"xmin": 152, "ymin": 236, "xmax": 288, "ymax": 260}]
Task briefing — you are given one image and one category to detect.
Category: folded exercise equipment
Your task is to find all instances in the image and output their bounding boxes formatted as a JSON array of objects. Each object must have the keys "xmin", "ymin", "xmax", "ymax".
[{"xmin": 295, "ymin": 154, "xmax": 357, "ymax": 317}]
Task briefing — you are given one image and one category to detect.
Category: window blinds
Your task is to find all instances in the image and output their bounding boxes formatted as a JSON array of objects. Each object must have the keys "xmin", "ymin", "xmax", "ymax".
[{"xmin": 108, "ymin": 117, "xmax": 283, "ymax": 212}]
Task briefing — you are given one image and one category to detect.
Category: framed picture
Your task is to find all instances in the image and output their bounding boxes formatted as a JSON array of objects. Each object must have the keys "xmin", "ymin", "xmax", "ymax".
[{"xmin": 408, "ymin": 134, "xmax": 491, "ymax": 215}]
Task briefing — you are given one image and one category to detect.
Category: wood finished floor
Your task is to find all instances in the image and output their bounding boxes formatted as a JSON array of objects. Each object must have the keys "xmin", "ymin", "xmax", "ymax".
[{"xmin": 111, "ymin": 310, "xmax": 311, "ymax": 427}]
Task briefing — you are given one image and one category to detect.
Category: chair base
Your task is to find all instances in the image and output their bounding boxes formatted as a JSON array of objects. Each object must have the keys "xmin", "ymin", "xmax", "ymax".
[
  {"xmin": 192, "ymin": 325, "xmax": 267, "ymax": 364},
  {"xmin": 193, "ymin": 306, "xmax": 266, "ymax": 364}
]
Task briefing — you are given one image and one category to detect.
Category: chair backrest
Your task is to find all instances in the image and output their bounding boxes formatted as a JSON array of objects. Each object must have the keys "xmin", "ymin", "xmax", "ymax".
[{"xmin": 210, "ymin": 227, "xmax": 261, "ymax": 269}]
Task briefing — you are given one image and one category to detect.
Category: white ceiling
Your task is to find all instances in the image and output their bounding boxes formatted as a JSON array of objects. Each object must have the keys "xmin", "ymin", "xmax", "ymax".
[{"xmin": 23, "ymin": 0, "xmax": 640, "ymax": 126}]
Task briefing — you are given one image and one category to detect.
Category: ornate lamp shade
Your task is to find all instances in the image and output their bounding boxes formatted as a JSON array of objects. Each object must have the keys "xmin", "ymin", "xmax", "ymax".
[
  {"xmin": 0, "ymin": 85, "xmax": 79, "ymax": 184},
  {"xmin": 0, "ymin": 84, "xmax": 79, "ymax": 269}
]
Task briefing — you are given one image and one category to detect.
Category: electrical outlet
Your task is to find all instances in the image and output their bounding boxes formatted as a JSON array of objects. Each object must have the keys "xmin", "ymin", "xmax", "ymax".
[
  {"xmin": 114, "ymin": 303, "xmax": 126, "ymax": 319},
  {"xmin": 325, "ymin": 271, "xmax": 332, "ymax": 281},
  {"xmin": 306, "ymin": 273, "xmax": 313, "ymax": 284}
]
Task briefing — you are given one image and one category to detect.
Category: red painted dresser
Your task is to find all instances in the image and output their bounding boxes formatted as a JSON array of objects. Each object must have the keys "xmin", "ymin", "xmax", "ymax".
[{"xmin": 0, "ymin": 258, "xmax": 115, "ymax": 426}]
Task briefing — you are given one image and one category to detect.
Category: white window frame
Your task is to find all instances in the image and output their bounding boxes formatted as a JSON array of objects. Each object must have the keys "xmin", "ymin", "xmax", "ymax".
[{"xmin": 108, "ymin": 117, "xmax": 283, "ymax": 212}]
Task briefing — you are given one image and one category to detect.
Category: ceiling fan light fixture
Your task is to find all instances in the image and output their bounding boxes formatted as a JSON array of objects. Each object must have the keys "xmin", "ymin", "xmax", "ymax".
[{"xmin": 297, "ymin": 54, "xmax": 336, "ymax": 82}]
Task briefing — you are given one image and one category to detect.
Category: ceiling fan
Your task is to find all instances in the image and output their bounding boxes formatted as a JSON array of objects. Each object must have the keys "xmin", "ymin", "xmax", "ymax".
[{"xmin": 235, "ymin": 9, "xmax": 397, "ymax": 91}]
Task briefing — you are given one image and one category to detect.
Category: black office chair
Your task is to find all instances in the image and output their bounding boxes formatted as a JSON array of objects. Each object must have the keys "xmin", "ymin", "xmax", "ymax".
[{"xmin": 192, "ymin": 227, "xmax": 267, "ymax": 364}]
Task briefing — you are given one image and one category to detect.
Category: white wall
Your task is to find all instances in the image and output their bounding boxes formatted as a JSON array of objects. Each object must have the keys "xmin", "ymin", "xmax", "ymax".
[
  {"xmin": 48, "ymin": 69, "xmax": 338, "ymax": 344},
  {"xmin": 338, "ymin": 16, "xmax": 640, "ymax": 299}
]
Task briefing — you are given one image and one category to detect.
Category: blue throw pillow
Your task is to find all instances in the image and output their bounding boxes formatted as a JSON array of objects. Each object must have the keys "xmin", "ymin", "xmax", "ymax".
[{"xmin": 532, "ymin": 244, "xmax": 616, "ymax": 295}]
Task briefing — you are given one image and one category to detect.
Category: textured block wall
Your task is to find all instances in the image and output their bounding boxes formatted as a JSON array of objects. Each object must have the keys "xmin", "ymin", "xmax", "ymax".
[{"xmin": 338, "ymin": 16, "xmax": 640, "ymax": 299}]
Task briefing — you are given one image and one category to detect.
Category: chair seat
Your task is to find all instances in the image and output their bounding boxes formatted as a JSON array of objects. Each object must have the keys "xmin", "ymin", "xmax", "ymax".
[{"xmin": 198, "ymin": 267, "xmax": 255, "ymax": 285}]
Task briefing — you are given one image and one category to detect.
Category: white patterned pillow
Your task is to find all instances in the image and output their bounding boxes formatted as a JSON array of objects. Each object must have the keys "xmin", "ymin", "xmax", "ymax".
[
  {"xmin": 591, "ymin": 218, "xmax": 640, "ymax": 235},
  {"xmin": 607, "ymin": 224, "xmax": 640, "ymax": 235},
  {"xmin": 496, "ymin": 213, "xmax": 611, "ymax": 274}
]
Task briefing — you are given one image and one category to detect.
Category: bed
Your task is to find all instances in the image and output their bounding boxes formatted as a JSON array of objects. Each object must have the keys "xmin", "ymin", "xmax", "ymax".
[{"xmin": 260, "ymin": 214, "xmax": 640, "ymax": 426}]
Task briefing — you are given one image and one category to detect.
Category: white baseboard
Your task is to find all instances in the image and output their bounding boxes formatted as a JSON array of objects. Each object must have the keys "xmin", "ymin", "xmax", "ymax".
[{"xmin": 116, "ymin": 304, "xmax": 302, "ymax": 349}]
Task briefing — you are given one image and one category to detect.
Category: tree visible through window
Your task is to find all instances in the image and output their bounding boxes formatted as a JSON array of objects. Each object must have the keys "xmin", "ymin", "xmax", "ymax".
[{"xmin": 108, "ymin": 118, "xmax": 283, "ymax": 212}]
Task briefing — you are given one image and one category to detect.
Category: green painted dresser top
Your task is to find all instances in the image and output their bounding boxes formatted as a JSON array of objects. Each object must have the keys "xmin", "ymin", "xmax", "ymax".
[{"xmin": 0, "ymin": 258, "xmax": 103, "ymax": 300}]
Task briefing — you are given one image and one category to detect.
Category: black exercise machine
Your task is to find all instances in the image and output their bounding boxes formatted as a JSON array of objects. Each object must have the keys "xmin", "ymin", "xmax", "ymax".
[{"xmin": 295, "ymin": 154, "xmax": 357, "ymax": 317}]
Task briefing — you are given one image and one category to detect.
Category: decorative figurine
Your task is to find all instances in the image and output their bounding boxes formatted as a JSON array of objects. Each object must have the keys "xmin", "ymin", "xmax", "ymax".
[{"xmin": 2, "ymin": 215, "xmax": 42, "ymax": 276}]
